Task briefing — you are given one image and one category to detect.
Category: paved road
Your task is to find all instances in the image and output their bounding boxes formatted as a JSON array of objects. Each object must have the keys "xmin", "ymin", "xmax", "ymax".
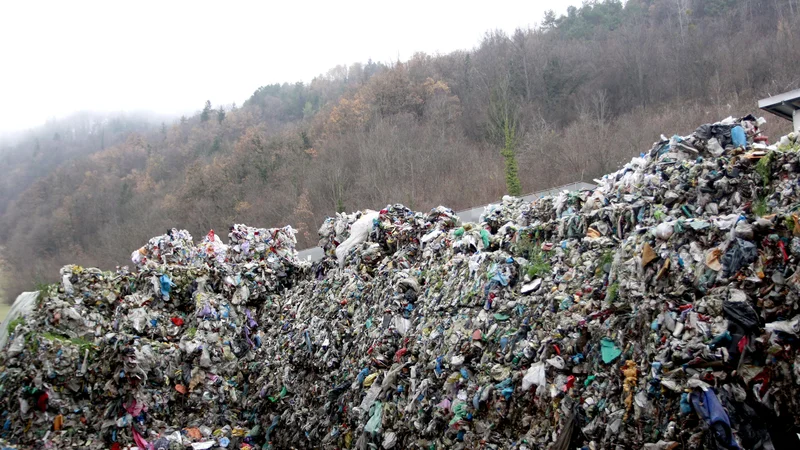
[{"xmin": 296, "ymin": 181, "xmax": 596, "ymax": 262}]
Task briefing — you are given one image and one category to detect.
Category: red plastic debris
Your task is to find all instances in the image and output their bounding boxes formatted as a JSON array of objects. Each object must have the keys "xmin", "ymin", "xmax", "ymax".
[
  {"xmin": 563, "ymin": 375, "xmax": 576, "ymax": 392},
  {"xmin": 37, "ymin": 392, "xmax": 49, "ymax": 412},
  {"xmin": 394, "ymin": 348, "xmax": 408, "ymax": 362}
]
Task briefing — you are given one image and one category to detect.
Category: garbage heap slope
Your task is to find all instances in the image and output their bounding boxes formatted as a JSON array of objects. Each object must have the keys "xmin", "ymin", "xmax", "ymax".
[{"xmin": 2, "ymin": 115, "xmax": 800, "ymax": 449}]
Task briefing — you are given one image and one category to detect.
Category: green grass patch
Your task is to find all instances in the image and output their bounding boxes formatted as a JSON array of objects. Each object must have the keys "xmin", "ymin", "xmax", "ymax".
[
  {"xmin": 607, "ymin": 282, "xmax": 620, "ymax": 302},
  {"xmin": 40, "ymin": 332, "xmax": 95, "ymax": 353},
  {"xmin": 515, "ymin": 233, "xmax": 552, "ymax": 279},
  {"xmin": 753, "ymin": 196, "xmax": 769, "ymax": 217},
  {"xmin": 600, "ymin": 251, "xmax": 614, "ymax": 267},
  {"xmin": 596, "ymin": 251, "xmax": 614, "ymax": 276},
  {"xmin": 777, "ymin": 138, "xmax": 800, "ymax": 152},
  {"xmin": 7, "ymin": 316, "xmax": 25, "ymax": 334},
  {"xmin": 514, "ymin": 233, "xmax": 538, "ymax": 258},
  {"xmin": 524, "ymin": 250, "xmax": 552, "ymax": 279},
  {"xmin": 34, "ymin": 282, "xmax": 55, "ymax": 302},
  {"xmin": 756, "ymin": 152, "xmax": 773, "ymax": 187}
]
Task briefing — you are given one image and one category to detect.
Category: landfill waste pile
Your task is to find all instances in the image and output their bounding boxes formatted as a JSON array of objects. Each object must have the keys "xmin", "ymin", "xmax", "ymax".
[{"xmin": 1, "ymin": 116, "xmax": 800, "ymax": 449}]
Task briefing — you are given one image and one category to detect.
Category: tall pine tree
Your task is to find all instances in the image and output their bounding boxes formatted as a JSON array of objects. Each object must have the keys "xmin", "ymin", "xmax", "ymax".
[{"xmin": 200, "ymin": 100, "xmax": 212, "ymax": 122}]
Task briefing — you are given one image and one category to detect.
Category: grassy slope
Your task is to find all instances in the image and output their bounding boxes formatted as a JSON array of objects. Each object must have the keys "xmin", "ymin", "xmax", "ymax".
[{"xmin": 0, "ymin": 304, "xmax": 9, "ymax": 322}]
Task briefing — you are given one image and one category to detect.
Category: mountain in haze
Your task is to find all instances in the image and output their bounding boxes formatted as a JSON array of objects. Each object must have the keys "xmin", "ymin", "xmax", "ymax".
[{"xmin": 0, "ymin": 0, "xmax": 798, "ymax": 300}]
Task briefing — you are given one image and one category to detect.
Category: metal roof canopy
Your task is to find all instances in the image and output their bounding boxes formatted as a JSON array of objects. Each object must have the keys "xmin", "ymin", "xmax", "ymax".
[{"xmin": 758, "ymin": 88, "xmax": 800, "ymax": 131}]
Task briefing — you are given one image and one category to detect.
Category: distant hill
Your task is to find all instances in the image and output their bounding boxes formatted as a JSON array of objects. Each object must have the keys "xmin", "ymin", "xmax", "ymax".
[{"xmin": 1, "ymin": 0, "xmax": 798, "ymax": 299}]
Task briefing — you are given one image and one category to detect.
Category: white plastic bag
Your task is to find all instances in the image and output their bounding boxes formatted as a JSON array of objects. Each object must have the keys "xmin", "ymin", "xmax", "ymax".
[
  {"xmin": 335, "ymin": 211, "xmax": 379, "ymax": 266},
  {"xmin": 522, "ymin": 362, "xmax": 546, "ymax": 391}
]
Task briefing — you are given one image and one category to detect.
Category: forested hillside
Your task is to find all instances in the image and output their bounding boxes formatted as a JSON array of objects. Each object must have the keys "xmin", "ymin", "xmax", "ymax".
[{"xmin": 1, "ymin": 0, "xmax": 798, "ymax": 300}]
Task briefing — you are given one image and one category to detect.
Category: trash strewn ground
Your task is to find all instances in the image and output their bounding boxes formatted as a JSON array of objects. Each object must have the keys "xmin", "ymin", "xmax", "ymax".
[{"xmin": 1, "ymin": 116, "xmax": 800, "ymax": 449}]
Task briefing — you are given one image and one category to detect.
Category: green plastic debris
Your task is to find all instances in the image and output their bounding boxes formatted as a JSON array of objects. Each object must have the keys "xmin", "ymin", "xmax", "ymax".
[
  {"xmin": 268, "ymin": 386, "xmax": 288, "ymax": 402},
  {"xmin": 449, "ymin": 401, "xmax": 468, "ymax": 425},
  {"xmin": 480, "ymin": 229, "xmax": 490, "ymax": 247},
  {"xmin": 453, "ymin": 227, "xmax": 465, "ymax": 237},
  {"xmin": 365, "ymin": 401, "xmax": 383, "ymax": 434},
  {"xmin": 493, "ymin": 313, "xmax": 510, "ymax": 321},
  {"xmin": 600, "ymin": 338, "xmax": 622, "ymax": 364},
  {"xmin": 688, "ymin": 220, "xmax": 710, "ymax": 230}
]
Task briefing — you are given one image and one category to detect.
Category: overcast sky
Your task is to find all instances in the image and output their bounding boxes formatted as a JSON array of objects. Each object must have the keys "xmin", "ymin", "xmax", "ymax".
[{"xmin": 0, "ymin": 0, "xmax": 572, "ymax": 134}]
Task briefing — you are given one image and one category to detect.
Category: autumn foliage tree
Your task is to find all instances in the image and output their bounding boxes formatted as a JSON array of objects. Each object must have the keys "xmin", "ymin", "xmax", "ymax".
[{"xmin": 1, "ymin": 0, "xmax": 799, "ymax": 300}]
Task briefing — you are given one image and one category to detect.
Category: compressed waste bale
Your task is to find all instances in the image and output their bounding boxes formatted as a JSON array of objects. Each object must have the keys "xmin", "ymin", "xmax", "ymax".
[{"xmin": 2, "ymin": 114, "xmax": 800, "ymax": 449}]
